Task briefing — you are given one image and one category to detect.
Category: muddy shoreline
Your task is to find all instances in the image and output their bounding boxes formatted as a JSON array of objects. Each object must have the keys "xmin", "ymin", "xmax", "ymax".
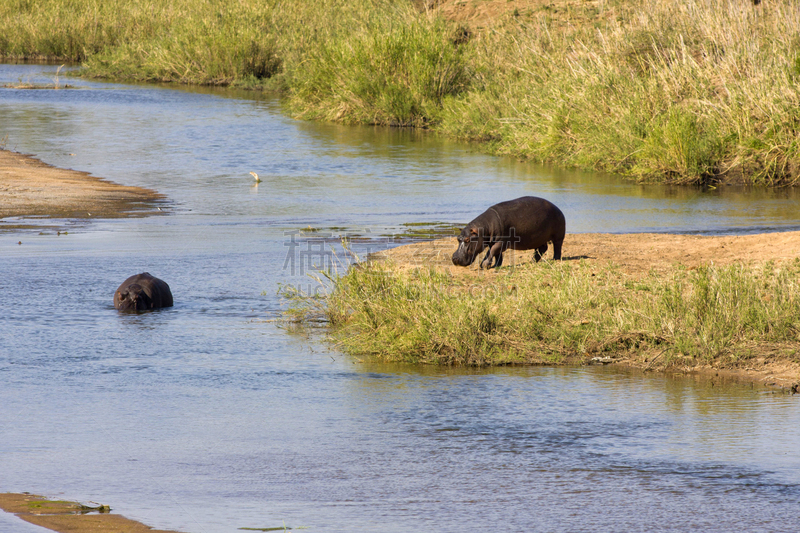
[
  {"xmin": 0, "ymin": 148, "xmax": 166, "ymax": 230},
  {"xmin": 0, "ymin": 493, "xmax": 184, "ymax": 533}
]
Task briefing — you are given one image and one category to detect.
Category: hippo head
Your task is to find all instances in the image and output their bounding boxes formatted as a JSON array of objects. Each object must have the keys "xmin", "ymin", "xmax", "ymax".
[
  {"xmin": 114, "ymin": 283, "xmax": 153, "ymax": 312},
  {"xmin": 452, "ymin": 226, "xmax": 486, "ymax": 267}
]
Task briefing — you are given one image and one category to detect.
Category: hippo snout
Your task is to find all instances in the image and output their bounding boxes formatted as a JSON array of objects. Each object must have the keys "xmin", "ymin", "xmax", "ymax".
[
  {"xmin": 118, "ymin": 293, "xmax": 145, "ymax": 312},
  {"xmin": 451, "ymin": 252, "xmax": 471, "ymax": 267},
  {"xmin": 452, "ymin": 242, "xmax": 475, "ymax": 267}
]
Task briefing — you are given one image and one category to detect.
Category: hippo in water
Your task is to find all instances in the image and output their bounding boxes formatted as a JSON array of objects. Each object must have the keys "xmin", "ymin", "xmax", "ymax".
[
  {"xmin": 114, "ymin": 273, "xmax": 173, "ymax": 312},
  {"xmin": 452, "ymin": 196, "xmax": 565, "ymax": 269}
]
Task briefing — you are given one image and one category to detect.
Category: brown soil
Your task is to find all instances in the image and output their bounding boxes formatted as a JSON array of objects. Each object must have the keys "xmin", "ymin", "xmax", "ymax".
[
  {"xmin": 0, "ymin": 493, "xmax": 183, "ymax": 533},
  {"xmin": 0, "ymin": 148, "xmax": 165, "ymax": 230},
  {"xmin": 373, "ymin": 232, "xmax": 800, "ymax": 276},
  {"xmin": 371, "ymin": 233, "xmax": 800, "ymax": 388}
]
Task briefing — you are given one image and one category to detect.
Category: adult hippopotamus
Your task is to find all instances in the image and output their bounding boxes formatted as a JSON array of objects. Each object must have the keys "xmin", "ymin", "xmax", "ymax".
[
  {"xmin": 113, "ymin": 272, "xmax": 173, "ymax": 312},
  {"xmin": 452, "ymin": 196, "xmax": 565, "ymax": 269}
]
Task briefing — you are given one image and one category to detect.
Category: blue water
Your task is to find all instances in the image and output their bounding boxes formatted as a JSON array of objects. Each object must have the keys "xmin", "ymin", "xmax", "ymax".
[{"xmin": 1, "ymin": 63, "xmax": 799, "ymax": 533}]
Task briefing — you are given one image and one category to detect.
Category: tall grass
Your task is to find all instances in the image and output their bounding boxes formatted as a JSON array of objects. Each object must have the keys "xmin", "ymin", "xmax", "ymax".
[
  {"xmin": 284, "ymin": 13, "xmax": 471, "ymax": 127},
  {"xmin": 284, "ymin": 259, "xmax": 800, "ymax": 367},
  {"xmin": 0, "ymin": 0, "xmax": 137, "ymax": 60},
  {"xmin": 2, "ymin": 0, "xmax": 799, "ymax": 183},
  {"xmin": 438, "ymin": 0, "xmax": 800, "ymax": 184},
  {"xmin": 0, "ymin": 0, "xmax": 396, "ymax": 87}
]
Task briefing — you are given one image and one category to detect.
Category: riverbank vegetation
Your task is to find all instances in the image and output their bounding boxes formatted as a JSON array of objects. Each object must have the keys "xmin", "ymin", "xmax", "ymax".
[
  {"xmin": 283, "ymin": 257, "xmax": 800, "ymax": 373},
  {"xmin": 2, "ymin": 0, "xmax": 799, "ymax": 184}
]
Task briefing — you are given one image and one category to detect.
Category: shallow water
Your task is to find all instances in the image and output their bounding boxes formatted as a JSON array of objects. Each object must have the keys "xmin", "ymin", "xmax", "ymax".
[{"xmin": 1, "ymin": 64, "xmax": 799, "ymax": 533}]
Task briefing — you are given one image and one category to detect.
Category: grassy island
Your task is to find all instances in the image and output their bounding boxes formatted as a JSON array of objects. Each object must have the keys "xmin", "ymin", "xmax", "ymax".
[
  {"xmin": 2, "ymin": 0, "xmax": 800, "ymax": 185},
  {"xmin": 283, "ymin": 234, "xmax": 800, "ymax": 385}
]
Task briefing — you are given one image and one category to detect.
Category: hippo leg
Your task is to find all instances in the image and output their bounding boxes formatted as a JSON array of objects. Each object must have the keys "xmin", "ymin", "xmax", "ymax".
[
  {"xmin": 552, "ymin": 236, "xmax": 563, "ymax": 260},
  {"xmin": 480, "ymin": 242, "xmax": 504, "ymax": 269},
  {"xmin": 480, "ymin": 248, "xmax": 493, "ymax": 269},
  {"xmin": 494, "ymin": 249, "xmax": 504, "ymax": 269},
  {"xmin": 533, "ymin": 243, "xmax": 549, "ymax": 262}
]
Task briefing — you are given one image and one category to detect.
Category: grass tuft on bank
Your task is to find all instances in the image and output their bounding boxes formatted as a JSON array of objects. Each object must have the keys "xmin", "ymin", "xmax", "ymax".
[
  {"xmin": 283, "ymin": 258, "xmax": 800, "ymax": 368},
  {"xmin": 2, "ymin": 0, "xmax": 800, "ymax": 184}
]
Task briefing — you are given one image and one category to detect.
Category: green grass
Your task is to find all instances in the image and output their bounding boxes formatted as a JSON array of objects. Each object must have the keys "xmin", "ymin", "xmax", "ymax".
[
  {"xmin": 283, "ymin": 259, "xmax": 800, "ymax": 368},
  {"xmin": 2, "ymin": 0, "xmax": 800, "ymax": 184},
  {"xmin": 284, "ymin": 13, "xmax": 472, "ymax": 127},
  {"xmin": 0, "ymin": 0, "xmax": 388, "ymax": 88}
]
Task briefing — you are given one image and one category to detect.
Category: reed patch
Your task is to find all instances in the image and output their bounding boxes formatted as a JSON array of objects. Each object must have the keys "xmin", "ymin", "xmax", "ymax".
[{"xmin": 283, "ymin": 258, "xmax": 800, "ymax": 369}]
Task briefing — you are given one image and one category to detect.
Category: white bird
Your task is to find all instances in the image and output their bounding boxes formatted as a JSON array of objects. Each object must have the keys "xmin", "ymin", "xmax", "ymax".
[{"xmin": 249, "ymin": 171, "xmax": 262, "ymax": 183}]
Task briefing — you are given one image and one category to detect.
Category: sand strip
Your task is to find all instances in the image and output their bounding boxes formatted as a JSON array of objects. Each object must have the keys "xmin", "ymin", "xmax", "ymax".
[
  {"xmin": 0, "ymin": 148, "xmax": 166, "ymax": 228},
  {"xmin": 0, "ymin": 493, "xmax": 184, "ymax": 533},
  {"xmin": 372, "ymin": 231, "xmax": 800, "ymax": 276}
]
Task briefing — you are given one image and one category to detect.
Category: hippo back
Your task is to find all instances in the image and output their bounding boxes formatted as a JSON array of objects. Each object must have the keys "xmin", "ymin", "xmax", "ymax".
[{"xmin": 493, "ymin": 196, "xmax": 565, "ymax": 250}]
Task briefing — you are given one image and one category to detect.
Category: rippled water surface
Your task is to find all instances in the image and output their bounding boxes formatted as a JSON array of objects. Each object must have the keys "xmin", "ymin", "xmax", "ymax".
[{"xmin": 1, "ymin": 64, "xmax": 799, "ymax": 533}]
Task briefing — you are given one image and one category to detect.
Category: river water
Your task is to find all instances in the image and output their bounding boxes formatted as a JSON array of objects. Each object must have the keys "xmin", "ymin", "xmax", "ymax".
[{"xmin": 1, "ymin": 63, "xmax": 799, "ymax": 533}]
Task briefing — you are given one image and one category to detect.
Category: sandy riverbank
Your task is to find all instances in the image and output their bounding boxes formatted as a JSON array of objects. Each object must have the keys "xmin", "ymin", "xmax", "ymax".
[
  {"xmin": 371, "ymin": 231, "xmax": 800, "ymax": 276},
  {"xmin": 0, "ymin": 493, "xmax": 184, "ymax": 533},
  {"xmin": 0, "ymin": 148, "xmax": 165, "ymax": 230}
]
